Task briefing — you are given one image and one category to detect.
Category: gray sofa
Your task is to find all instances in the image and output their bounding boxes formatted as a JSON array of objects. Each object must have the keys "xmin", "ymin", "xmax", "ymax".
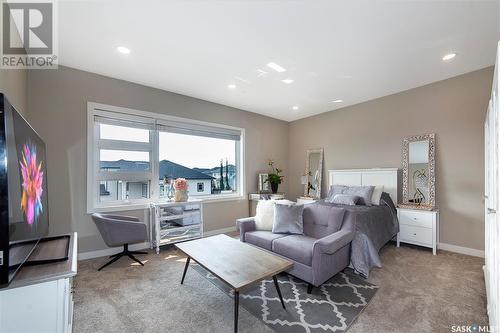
[{"xmin": 237, "ymin": 203, "xmax": 355, "ymax": 292}]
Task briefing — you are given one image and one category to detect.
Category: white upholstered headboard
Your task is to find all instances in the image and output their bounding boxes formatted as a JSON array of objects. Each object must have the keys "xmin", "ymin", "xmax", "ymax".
[{"xmin": 328, "ymin": 168, "xmax": 399, "ymax": 203}]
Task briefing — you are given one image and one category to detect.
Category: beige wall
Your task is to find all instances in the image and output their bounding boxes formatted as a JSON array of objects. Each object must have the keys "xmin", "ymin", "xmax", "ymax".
[
  {"xmin": 0, "ymin": 69, "xmax": 28, "ymax": 117},
  {"xmin": 0, "ymin": 23, "xmax": 27, "ymax": 117},
  {"xmin": 27, "ymin": 66, "xmax": 289, "ymax": 253},
  {"xmin": 289, "ymin": 67, "xmax": 493, "ymax": 251},
  {"xmin": 26, "ymin": 65, "xmax": 492, "ymax": 253}
]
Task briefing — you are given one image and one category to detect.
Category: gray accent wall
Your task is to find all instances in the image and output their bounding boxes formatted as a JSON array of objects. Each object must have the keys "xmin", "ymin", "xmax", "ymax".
[
  {"xmin": 27, "ymin": 66, "xmax": 289, "ymax": 253},
  {"xmin": 288, "ymin": 67, "xmax": 493, "ymax": 251}
]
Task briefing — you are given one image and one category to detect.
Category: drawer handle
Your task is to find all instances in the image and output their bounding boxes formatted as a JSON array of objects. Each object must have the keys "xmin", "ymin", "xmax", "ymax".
[
  {"xmin": 413, "ymin": 233, "xmax": 417, "ymax": 236},
  {"xmin": 487, "ymin": 208, "xmax": 496, "ymax": 214}
]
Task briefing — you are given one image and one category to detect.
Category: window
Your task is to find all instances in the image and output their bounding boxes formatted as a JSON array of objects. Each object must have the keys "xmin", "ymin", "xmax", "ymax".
[
  {"xmin": 157, "ymin": 125, "xmax": 240, "ymax": 198},
  {"xmin": 87, "ymin": 103, "xmax": 244, "ymax": 212}
]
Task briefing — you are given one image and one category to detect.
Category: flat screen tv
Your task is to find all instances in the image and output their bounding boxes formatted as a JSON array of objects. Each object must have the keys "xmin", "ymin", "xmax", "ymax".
[{"xmin": 0, "ymin": 93, "xmax": 49, "ymax": 287}]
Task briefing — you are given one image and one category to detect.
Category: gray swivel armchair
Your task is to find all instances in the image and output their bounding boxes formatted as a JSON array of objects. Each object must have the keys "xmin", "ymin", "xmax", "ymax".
[{"xmin": 91, "ymin": 213, "xmax": 148, "ymax": 271}]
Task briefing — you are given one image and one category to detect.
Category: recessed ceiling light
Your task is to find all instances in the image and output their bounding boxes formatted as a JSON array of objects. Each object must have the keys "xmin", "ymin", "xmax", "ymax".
[
  {"xmin": 330, "ymin": 99, "xmax": 343, "ymax": 103},
  {"xmin": 292, "ymin": 106, "xmax": 299, "ymax": 110},
  {"xmin": 227, "ymin": 84, "xmax": 236, "ymax": 89},
  {"xmin": 282, "ymin": 79, "xmax": 294, "ymax": 84},
  {"xmin": 442, "ymin": 53, "xmax": 456, "ymax": 61},
  {"xmin": 267, "ymin": 62, "xmax": 286, "ymax": 72},
  {"xmin": 256, "ymin": 69, "xmax": 268, "ymax": 77},
  {"xmin": 117, "ymin": 46, "xmax": 131, "ymax": 54}
]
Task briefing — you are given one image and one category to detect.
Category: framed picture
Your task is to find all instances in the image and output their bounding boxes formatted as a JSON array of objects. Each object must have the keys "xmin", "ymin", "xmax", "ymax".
[{"xmin": 258, "ymin": 173, "xmax": 270, "ymax": 193}]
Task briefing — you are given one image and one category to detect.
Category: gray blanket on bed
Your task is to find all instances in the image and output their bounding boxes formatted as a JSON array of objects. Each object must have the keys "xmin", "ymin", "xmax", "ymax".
[{"xmin": 316, "ymin": 192, "xmax": 399, "ymax": 277}]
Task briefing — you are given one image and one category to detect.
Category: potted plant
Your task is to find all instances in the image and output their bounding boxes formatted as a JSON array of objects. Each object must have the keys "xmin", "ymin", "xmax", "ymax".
[
  {"xmin": 174, "ymin": 178, "xmax": 188, "ymax": 202},
  {"xmin": 265, "ymin": 160, "xmax": 284, "ymax": 194}
]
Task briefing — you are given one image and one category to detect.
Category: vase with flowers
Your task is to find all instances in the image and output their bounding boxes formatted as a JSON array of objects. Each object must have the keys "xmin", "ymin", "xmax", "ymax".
[
  {"xmin": 265, "ymin": 160, "xmax": 284, "ymax": 194},
  {"xmin": 174, "ymin": 178, "xmax": 188, "ymax": 202}
]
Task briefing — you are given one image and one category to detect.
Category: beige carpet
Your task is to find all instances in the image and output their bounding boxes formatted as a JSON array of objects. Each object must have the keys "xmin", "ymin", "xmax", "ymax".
[{"xmin": 74, "ymin": 242, "xmax": 487, "ymax": 333}]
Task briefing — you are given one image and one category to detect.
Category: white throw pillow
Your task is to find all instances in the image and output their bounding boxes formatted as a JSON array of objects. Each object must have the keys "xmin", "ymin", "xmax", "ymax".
[
  {"xmin": 371, "ymin": 185, "xmax": 384, "ymax": 205},
  {"xmin": 254, "ymin": 200, "xmax": 276, "ymax": 230}
]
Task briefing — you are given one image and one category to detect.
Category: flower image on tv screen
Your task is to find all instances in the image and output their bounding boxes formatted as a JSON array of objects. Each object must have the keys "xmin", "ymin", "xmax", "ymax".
[
  {"xmin": 5, "ymin": 101, "xmax": 49, "ymax": 270},
  {"xmin": 9, "ymin": 108, "xmax": 49, "ymax": 239}
]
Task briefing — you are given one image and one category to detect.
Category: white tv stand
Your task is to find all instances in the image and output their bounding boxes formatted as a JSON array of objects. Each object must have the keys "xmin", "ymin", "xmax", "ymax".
[{"xmin": 0, "ymin": 232, "xmax": 77, "ymax": 333}]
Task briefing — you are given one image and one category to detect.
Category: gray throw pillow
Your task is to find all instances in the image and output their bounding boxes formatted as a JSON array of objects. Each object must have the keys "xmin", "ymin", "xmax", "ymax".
[
  {"xmin": 332, "ymin": 194, "xmax": 360, "ymax": 205},
  {"xmin": 343, "ymin": 185, "xmax": 375, "ymax": 206},
  {"xmin": 326, "ymin": 185, "xmax": 348, "ymax": 202},
  {"xmin": 272, "ymin": 203, "xmax": 304, "ymax": 234}
]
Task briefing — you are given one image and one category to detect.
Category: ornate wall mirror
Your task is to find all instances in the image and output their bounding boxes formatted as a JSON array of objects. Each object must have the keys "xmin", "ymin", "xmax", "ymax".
[
  {"xmin": 401, "ymin": 134, "xmax": 436, "ymax": 210},
  {"xmin": 303, "ymin": 148, "xmax": 324, "ymax": 199}
]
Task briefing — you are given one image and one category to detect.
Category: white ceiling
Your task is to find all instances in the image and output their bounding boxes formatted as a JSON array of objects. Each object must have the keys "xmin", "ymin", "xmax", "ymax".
[{"xmin": 57, "ymin": 0, "xmax": 500, "ymax": 122}]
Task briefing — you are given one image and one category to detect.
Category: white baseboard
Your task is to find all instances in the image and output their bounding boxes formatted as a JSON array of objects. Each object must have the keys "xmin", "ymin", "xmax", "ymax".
[
  {"xmin": 439, "ymin": 242, "xmax": 485, "ymax": 258},
  {"xmin": 78, "ymin": 226, "xmax": 237, "ymax": 260},
  {"xmin": 78, "ymin": 241, "xmax": 150, "ymax": 261},
  {"xmin": 204, "ymin": 226, "xmax": 237, "ymax": 237}
]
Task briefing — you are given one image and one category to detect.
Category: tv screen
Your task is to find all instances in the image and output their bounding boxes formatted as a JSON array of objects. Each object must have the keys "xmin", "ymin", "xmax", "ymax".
[{"xmin": 0, "ymin": 93, "xmax": 49, "ymax": 286}]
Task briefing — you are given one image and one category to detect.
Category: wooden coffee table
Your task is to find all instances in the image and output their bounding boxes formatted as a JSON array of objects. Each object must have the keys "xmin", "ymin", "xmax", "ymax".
[{"xmin": 175, "ymin": 234, "xmax": 293, "ymax": 332}]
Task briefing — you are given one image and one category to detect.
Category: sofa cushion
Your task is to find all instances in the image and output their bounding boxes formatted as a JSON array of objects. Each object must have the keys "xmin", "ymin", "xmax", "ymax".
[
  {"xmin": 245, "ymin": 231, "xmax": 287, "ymax": 251},
  {"xmin": 254, "ymin": 200, "xmax": 276, "ymax": 231},
  {"xmin": 303, "ymin": 204, "xmax": 346, "ymax": 239},
  {"xmin": 272, "ymin": 235, "xmax": 316, "ymax": 266},
  {"xmin": 272, "ymin": 202, "xmax": 304, "ymax": 234}
]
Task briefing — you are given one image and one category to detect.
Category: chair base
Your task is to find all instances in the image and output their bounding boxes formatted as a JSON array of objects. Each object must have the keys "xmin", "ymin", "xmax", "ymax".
[{"xmin": 98, "ymin": 244, "xmax": 147, "ymax": 271}]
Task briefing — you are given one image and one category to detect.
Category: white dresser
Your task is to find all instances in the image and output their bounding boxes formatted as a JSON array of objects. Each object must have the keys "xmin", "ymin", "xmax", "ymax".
[
  {"xmin": 397, "ymin": 208, "xmax": 439, "ymax": 255},
  {"xmin": 150, "ymin": 200, "xmax": 203, "ymax": 254}
]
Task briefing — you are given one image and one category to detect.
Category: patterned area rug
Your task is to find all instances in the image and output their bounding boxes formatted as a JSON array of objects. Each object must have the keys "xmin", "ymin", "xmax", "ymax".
[{"xmin": 192, "ymin": 264, "xmax": 378, "ymax": 333}]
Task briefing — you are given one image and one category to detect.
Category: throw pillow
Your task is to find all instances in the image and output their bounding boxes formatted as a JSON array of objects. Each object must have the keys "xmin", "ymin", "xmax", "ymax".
[
  {"xmin": 254, "ymin": 200, "xmax": 275, "ymax": 230},
  {"xmin": 332, "ymin": 194, "xmax": 360, "ymax": 205},
  {"xmin": 343, "ymin": 185, "xmax": 375, "ymax": 206},
  {"xmin": 272, "ymin": 202, "xmax": 304, "ymax": 234},
  {"xmin": 326, "ymin": 185, "xmax": 348, "ymax": 202},
  {"xmin": 371, "ymin": 185, "xmax": 384, "ymax": 205}
]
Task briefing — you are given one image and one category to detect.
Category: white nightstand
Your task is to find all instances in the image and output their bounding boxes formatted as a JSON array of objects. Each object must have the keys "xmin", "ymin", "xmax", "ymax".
[
  {"xmin": 396, "ymin": 207, "xmax": 439, "ymax": 255},
  {"xmin": 297, "ymin": 197, "xmax": 317, "ymax": 205}
]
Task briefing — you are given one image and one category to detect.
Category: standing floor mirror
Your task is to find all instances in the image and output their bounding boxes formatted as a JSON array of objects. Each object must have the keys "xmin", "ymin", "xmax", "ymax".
[
  {"xmin": 400, "ymin": 133, "xmax": 436, "ymax": 210},
  {"xmin": 303, "ymin": 148, "xmax": 324, "ymax": 199}
]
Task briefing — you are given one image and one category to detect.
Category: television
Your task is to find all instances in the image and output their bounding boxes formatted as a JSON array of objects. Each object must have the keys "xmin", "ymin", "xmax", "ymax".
[{"xmin": 0, "ymin": 93, "xmax": 49, "ymax": 287}]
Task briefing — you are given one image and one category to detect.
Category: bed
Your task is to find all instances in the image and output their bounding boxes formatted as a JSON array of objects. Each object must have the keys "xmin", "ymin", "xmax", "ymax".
[{"xmin": 321, "ymin": 168, "xmax": 400, "ymax": 277}]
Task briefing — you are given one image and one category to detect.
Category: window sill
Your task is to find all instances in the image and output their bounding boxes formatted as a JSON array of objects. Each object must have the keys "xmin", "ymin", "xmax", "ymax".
[
  {"xmin": 196, "ymin": 194, "xmax": 246, "ymax": 203},
  {"xmin": 87, "ymin": 194, "xmax": 247, "ymax": 213}
]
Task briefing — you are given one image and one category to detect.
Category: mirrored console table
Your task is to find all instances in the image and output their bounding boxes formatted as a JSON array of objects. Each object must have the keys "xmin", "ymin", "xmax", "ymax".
[{"xmin": 149, "ymin": 200, "xmax": 203, "ymax": 254}]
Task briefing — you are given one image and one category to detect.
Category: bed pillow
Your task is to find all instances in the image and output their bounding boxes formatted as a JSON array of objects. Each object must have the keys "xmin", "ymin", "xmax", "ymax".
[
  {"xmin": 331, "ymin": 194, "xmax": 360, "ymax": 206},
  {"xmin": 272, "ymin": 202, "xmax": 304, "ymax": 234},
  {"xmin": 254, "ymin": 200, "xmax": 276, "ymax": 230},
  {"xmin": 371, "ymin": 185, "xmax": 384, "ymax": 205},
  {"xmin": 343, "ymin": 185, "xmax": 375, "ymax": 206},
  {"xmin": 326, "ymin": 185, "xmax": 348, "ymax": 202}
]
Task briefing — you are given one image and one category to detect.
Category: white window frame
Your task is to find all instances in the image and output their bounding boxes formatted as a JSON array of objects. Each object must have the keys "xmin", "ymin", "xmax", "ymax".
[{"xmin": 87, "ymin": 102, "xmax": 246, "ymax": 213}]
